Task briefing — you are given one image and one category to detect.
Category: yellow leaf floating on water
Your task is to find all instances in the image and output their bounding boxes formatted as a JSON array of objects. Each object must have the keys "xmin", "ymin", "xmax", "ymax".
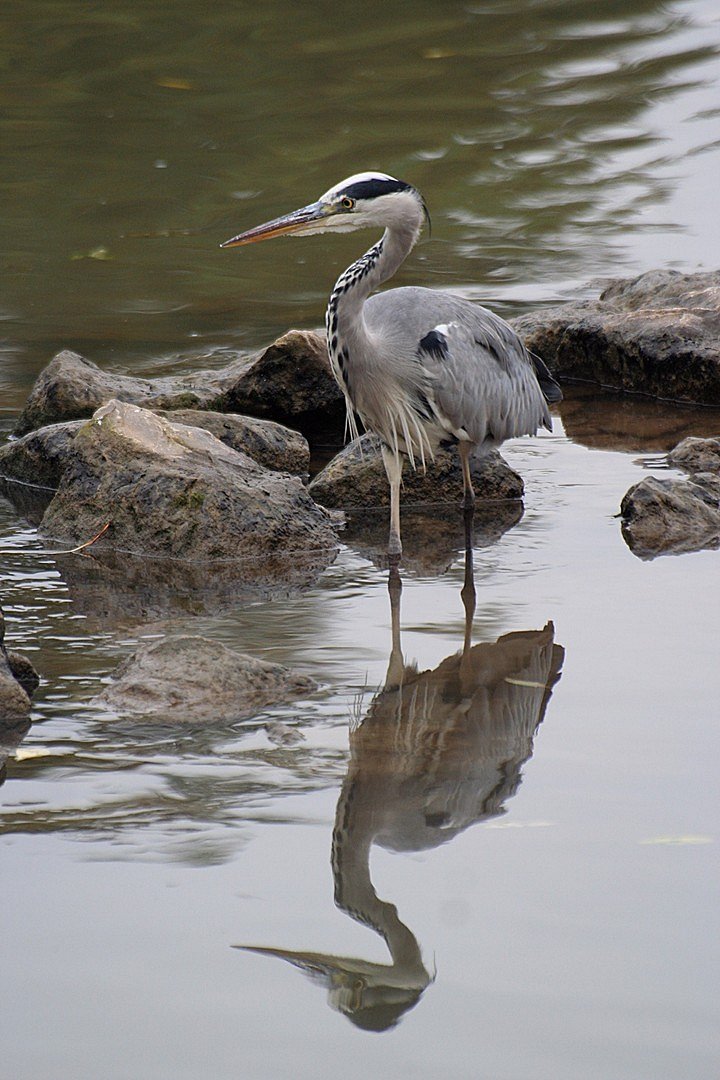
[
  {"xmin": 15, "ymin": 748, "xmax": 54, "ymax": 761},
  {"xmin": 640, "ymin": 835, "xmax": 713, "ymax": 846},
  {"xmin": 156, "ymin": 77, "xmax": 193, "ymax": 90},
  {"xmin": 70, "ymin": 246, "xmax": 112, "ymax": 261}
]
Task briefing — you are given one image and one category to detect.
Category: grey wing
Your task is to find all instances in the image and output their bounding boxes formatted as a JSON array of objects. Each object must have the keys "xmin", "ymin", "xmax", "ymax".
[{"xmin": 365, "ymin": 287, "xmax": 557, "ymax": 445}]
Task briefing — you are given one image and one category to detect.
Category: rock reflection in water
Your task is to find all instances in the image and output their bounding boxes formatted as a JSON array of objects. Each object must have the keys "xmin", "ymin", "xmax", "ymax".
[
  {"xmin": 51, "ymin": 545, "xmax": 337, "ymax": 626},
  {"xmin": 237, "ymin": 553, "xmax": 564, "ymax": 1031}
]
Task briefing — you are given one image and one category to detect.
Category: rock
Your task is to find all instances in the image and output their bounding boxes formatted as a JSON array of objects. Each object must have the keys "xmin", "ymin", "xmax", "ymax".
[
  {"xmin": 154, "ymin": 410, "xmax": 310, "ymax": 474},
  {"xmin": 308, "ymin": 434, "xmax": 524, "ymax": 509},
  {"xmin": 13, "ymin": 349, "xmax": 240, "ymax": 436},
  {"xmin": 216, "ymin": 330, "xmax": 343, "ymax": 431},
  {"xmin": 94, "ymin": 635, "xmax": 317, "ymax": 722},
  {"xmin": 39, "ymin": 400, "xmax": 338, "ymax": 566},
  {"xmin": 0, "ymin": 409, "xmax": 310, "ymax": 528},
  {"xmin": 13, "ymin": 331, "xmax": 339, "ymax": 438},
  {"xmin": 6, "ymin": 651, "xmax": 41, "ymax": 698},
  {"xmin": 0, "ymin": 606, "xmax": 38, "ymax": 719},
  {"xmin": 0, "ymin": 420, "xmax": 84, "ymax": 521},
  {"xmin": 620, "ymin": 474, "xmax": 720, "ymax": 558},
  {"xmin": 667, "ymin": 436, "xmax": 720, "ymax": 474},
  {"xmin": 513, "ymin": 269, "xmax": 720, "ymax": 405},
  {"xmin": 0, "ymin": 652, "xmax": 32, "ymax": 720}
]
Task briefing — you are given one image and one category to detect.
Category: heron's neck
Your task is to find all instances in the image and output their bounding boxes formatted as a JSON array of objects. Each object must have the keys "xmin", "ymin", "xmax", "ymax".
[{"xmin": 326, "ymin": 223, "xmax": 418, "ymax": 351}]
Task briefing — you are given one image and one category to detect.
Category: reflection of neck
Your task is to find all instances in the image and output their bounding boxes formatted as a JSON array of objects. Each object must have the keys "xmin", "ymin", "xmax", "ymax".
[{"xmin": 332, "ymin": 772, "xmax": 426, "ymax": 982}]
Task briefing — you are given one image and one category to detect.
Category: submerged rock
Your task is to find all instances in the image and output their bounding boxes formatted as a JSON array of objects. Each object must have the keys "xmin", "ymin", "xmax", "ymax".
[
  {"xmin": 620, "ymin": 475, "xmax": 720, "ymax": 558},
  {"xmin": 514, "ymin": 269, "xmax": 720, "ymax": 405},
  {"xmin": 95, "ymin": 635, "xmax": 317, "ymax": 723},
  {"xmin": 39, "ymin": 400, "xmax": 338, "ymax": 564},
  {"xmin": 0, "ymin": 606, "xmax": 39, "ymax": 720},
  {"xmin": 308, "ymin": 434, "xmax": 524, "ymax": 509},
  {"xmin": 667, "ymin": 436, "xmax": 720, "ymax": 475},
  {"xmin": 13, "ymin": 331, "xmax": 339, "ymax": 438}
]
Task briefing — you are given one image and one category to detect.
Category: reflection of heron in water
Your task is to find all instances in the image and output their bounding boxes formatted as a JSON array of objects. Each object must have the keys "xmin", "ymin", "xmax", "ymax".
[{"xmin": 237, "ymin": 556, "xmax": 563, "ymax": 1031}]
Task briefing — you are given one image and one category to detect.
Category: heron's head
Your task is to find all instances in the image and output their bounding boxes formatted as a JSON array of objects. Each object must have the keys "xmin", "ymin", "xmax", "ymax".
[{"xmin": 220, "ymin": 171, "xmax": 429, "ymax": 249}]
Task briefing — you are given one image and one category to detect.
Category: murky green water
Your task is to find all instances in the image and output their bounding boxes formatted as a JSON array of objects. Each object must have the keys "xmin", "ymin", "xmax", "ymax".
[{"xmin": 1, "ymin": 2, "xmax": 719, "ymax": 1077}]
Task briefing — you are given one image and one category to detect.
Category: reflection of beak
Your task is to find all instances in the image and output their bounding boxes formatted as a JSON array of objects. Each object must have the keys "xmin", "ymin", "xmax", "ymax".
[{"xmin": 220, "ymin": 201, "xmax": 326, "ymax": 248}]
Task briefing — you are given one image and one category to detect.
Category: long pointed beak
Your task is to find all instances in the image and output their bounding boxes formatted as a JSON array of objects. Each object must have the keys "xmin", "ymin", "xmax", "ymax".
[{"xmin": 220, "ymin": 201, "xmax": 327, "ymax": 248}]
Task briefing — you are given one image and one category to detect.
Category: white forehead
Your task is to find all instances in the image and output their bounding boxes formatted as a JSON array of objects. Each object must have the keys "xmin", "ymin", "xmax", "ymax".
[{"xmin": 321, "ymin": 172, "xmax": 398, "ymax": 200}]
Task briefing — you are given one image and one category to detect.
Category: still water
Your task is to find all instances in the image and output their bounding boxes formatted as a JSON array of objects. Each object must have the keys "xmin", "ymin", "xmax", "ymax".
[{"xmin": 1, "ymin": 1, "xmax": 719, "ymax": 1077}]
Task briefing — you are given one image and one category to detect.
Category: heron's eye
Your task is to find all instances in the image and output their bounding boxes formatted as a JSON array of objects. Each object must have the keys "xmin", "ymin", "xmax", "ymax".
[{"xmin": 340, "ymin": 196, "xmax": 355, "ymax": 210}]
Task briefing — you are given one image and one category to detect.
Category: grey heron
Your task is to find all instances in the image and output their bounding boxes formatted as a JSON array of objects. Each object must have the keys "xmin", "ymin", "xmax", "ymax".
[{"xmin": 221, "ymin": 172, "xmax": 561, "ymax": 559}]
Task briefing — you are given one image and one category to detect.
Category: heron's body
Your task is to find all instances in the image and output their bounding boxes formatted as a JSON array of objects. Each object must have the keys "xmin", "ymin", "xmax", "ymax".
[{"xmin": 222, "ymin": 171, "xmax": 560, "ymax": 557}]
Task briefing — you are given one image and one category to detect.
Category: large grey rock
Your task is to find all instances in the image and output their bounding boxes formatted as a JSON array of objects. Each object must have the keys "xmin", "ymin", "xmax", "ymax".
[
  {"xmin": 216, "ymin": 330, "xmax": 343, "ymax": 428},
  {"xmin": 308, "ymin": 434, "xmax": 524, "ymax": 509},
  {"xmin": 513, "ymin": 270, "xmax": 720, "ymax": 405},
  {"xmin": 95, "ymin": 635, "xmax": 316, "ymax": 723},
  {"xmin": 154, "ymin": 410, "xmax": 310, "ymax": 474},
  {"xmin": 620, "ymin": 474, "xmax": 720, "ymax": 558},
  {"xmin": 13, "ymin": 349, "xmax": 239, "ymax": 435},
  {"xmin": 39, "ymin": 400, "xmax": 338, "ymax": 565},
  {"xmin": 0, "ymin": 409, "xmax": 310, "ymax": 528},
  {"xmin": 13, "ymin": 330, "xmax": 339, "ymax": 437}
]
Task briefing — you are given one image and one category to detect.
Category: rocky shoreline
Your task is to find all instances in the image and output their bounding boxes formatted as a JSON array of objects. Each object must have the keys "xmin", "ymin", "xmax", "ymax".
[{"xmin": 2, "ymin": 267, "xmax": 719, "ymax": 725}]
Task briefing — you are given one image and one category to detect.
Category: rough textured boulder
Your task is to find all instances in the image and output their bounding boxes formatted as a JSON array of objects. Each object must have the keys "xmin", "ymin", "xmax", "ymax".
[
  {"xmin": 13, "ymin": 349, "xmax": 239, "ymax": 435},
  {"xmin": 94, "ymin": 635, "xmax": 316, "ymax": 722},
  {"xmin": 13, "ymin": 330, "xmax": 339, "ymax": 437},
  {"xmin": 154, "ymin": 410, "xmax": 310, "ymax": 474},
  {"xmin": 216, "ymin": 330, "xmax": 343, "ymax": 429},
  {"xmin": 620, "ymin": 475, "xmax": 720, "ymax": 558},
  {"xmin": 513, "ymin": 270, "xmax": 720, "ymax": 405},
  {"xmin": 0, "ymin": 410, "xmax": 309, "ymax": 527},
  {"xmin": 308, "ymin": 434, "xmax": 524, "ymax": 509},
  {"xmin": 39, "ymin": 400, "xmax": 338, "ymax": 564}
]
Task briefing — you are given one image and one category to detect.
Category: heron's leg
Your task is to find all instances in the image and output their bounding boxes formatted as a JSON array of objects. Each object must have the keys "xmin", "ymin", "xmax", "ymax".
[
  {"xmin": 458, "ymin": 441, "xmax": 475, "ymax": 511},
  {"xmin": 385, "ymin": 564, "xmax": 404, "ymax": 688},
  {"xmin": 460, "ymin": 541, "xmax": 476, "ymax": 656},
  {"xmin": 381, "ymin": 445, "xmax": 403, "ymax": 563}
]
